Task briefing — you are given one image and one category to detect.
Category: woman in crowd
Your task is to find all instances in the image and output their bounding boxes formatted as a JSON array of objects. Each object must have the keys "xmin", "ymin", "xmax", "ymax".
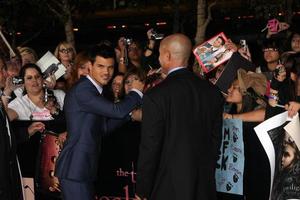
[
  {"xmin": 67, "ymin": 50, "xmax": 90, "ymax": 89},
  {"xmin": 54, "ymin": 41, "xmax": 76, "ymax": 90},
  {"xmin": 221, "ymin": 69, "xmax": 270, "ymax": 200},
  {"xmin": 17, "ymin": 46, "xmax": 38, "ymax": 66},
  {"xmin": 108, "ymin": 72, "xmax": 124, "ymax": 103},
  {"xmin": 286, "ymin": 31, "xmax": 300, "ymax": 53},
  {"xmin": 3, "ymin": 64, "xmax": 66, "ymax": 183},
  {"xmin": 116, "ymin": 29, "xmax": 159, "ymax": 73},
  {"xmin": 259, "ymin": 39, "xmax": 282, "ymax": 80},
  {"xmin": 6, "ymin": 64, "xmax": 65, "ymax": 121}
]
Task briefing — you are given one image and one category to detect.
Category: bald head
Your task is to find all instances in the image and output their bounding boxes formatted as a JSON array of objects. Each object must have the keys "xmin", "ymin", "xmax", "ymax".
[{"xmin": 159, "ymin": 33, "xmax": 192, "ymax": 69}]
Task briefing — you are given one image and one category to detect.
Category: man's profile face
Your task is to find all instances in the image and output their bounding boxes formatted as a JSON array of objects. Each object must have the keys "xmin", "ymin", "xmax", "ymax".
[
  {"xmin": 213, "ymin": 37, "xmax": 223, "ymax": 48},
  {"xmin": 159, "ymin": 45, "xmax": 169, "ymax": 74},
  {"xmin": 89, "ymin": 56, "xmax": 114, "ymax": 86}
]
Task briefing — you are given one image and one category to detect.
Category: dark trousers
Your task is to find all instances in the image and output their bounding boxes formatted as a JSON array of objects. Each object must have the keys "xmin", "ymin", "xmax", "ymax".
[{"xmin": 60, "ymin": 179, "xmax": 94, "ymax": 200}]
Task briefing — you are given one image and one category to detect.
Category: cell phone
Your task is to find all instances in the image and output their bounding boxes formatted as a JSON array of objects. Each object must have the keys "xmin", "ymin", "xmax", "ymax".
[
  {"xmin": 267, "ymin": 19, "xmax": 279, "ymax": 33},
  {"xmin": 239, "ymin": 39, "xmax": 247, "ymax": 51},
  {"xmin": 12, "ymin": 77, "xmax": 24, "ymax": 85}
]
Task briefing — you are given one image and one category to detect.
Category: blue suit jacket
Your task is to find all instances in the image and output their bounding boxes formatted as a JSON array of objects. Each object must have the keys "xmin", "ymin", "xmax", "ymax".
[{"xmin": 55, "ymin": 77, "xmax": 142, "ymax": 181}]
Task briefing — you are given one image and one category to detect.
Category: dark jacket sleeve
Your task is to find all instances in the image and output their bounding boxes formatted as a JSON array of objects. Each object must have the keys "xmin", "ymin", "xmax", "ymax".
[{"xmin": 10, "ymin": 121, "xmax": 31, "ymax": 144}]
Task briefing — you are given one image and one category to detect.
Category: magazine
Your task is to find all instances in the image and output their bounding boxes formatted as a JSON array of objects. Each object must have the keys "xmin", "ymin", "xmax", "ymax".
[{"xmin": 193, "ymin": 32, "xmax": 233, "ymax": 73}]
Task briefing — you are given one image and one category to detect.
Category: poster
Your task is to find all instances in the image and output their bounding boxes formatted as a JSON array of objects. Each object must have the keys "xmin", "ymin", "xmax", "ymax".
[
  {"xmin": 215, "ymin": 119, "xmax": 244, "ymax": 195},
  {"xmin": 193, "ymin": 32, "xmax": 233, "ymax": 73},
  {"xmin": 254, "ymin": 112, "xmax": 300, "ymax": 200}
]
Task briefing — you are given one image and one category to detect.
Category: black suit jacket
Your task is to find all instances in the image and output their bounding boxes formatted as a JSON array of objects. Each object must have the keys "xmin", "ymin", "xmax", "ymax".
[
  {"xmin": 0, "ymin": 106, "xmax": 24, "ymax": 200},
  {"xmin": 55, "ymin": 77, "xmax": 142, "ymax": 182},
  {"xmin": 136, "ymin": 68, "xmax": 224, "ymax": 200}
]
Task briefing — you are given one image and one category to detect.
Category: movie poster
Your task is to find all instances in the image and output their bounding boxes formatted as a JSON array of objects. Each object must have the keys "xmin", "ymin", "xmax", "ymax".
[
  {"xmin": 215, "ymin": 119, "xmax": 244, "ymax": 195},
  {"xmin": 254, "ymin": 112, "xmax": 300, "ymax": 200}
]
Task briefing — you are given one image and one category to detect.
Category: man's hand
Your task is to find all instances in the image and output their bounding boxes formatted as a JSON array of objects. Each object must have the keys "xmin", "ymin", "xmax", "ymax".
[
  {"xmin": 285, "ymin": 101, "xmax": 300, "ymax": 118},
  {"xmin": 131, "ymin": 108, "xmax": 142, "ymax": 122},
  {"xmin": 28, "ymin": 122, "xmax": 45, "ymax": 137}
]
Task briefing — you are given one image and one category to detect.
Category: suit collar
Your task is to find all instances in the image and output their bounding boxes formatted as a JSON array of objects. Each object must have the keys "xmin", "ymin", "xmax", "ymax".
[
  {"xmin": 167, "ymin": 67, "xmax": 185, "ymax": 75},
  {"xmin": 166, "ymin": 67, "xmax": 188, "ymax": 78},
  {"xmin": 86, "ymin": 75, "xmax": 103, "ymax": 95}
]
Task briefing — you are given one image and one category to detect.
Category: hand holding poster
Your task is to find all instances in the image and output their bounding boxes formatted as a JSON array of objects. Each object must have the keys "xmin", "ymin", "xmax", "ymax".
[
  {"xmin": 193, "ymin": 32, "xmax": 233, "ymax": 73},
  {"xmin": 254, "ymin": 112, "xmax": 300, "ymax": 200}
]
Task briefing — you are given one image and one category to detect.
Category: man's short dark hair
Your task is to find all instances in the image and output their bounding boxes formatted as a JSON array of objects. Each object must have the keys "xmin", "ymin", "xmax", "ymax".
[
  {"xmin": 215, "ymin": 36, "xmax": 225, "ymax": 46},
  {"xmin": 87, "ymin": 43, "xmax": 116, "ymax": 65}
]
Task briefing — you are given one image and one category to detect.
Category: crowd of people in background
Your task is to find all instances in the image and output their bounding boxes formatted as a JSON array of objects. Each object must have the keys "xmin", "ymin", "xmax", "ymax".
[{"xmin": 0, "ymin": 20, "xmax": 300, "ymax": 200}]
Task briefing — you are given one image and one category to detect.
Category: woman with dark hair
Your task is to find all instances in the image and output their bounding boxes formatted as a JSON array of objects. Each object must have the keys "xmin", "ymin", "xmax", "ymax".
[
  {"xmin": 220, "ymin": 69, "xmax": 270, "ymax": 200},
  {"xmin": 285, "ymin": 31, "xmax": 300, "ymax": 53},
  {"xmin": 6, "ymin": 63, "xmax": 65, "ymax": 121},
  {"xmin": 3, "ymin": 63, "xmax": 66, "ymax": 185}
]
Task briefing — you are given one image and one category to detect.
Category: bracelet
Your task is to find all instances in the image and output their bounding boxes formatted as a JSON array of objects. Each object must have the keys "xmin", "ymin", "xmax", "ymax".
[{"xmin": 268, "ymin": 94, "xmax": 279, "ymax": 101}]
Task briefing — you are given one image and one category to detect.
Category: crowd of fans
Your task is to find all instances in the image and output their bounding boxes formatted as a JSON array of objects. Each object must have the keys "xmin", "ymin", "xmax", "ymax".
[{"xmin": 1, "ymin": 22, "xmax": 300, "ymax": 199}]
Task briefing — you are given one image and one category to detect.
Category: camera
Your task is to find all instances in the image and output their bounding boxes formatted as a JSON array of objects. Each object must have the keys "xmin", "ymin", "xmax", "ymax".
[
  {"xmin": 123, "ymin": 38, "xmax": 133, "ymax": 45},
  {"xmin": 274, "ymin": 64, "xmax": 285, "ymax": 78},
  {"xmin": 240, "ymin": 39, "xmax": 247, "ymax": 49},
  {"xmin": 43, "ymin": 63, "xmax": 59, "ymax": 79},
  {"xmin": 12, "ymin": 77, "xmax": 23, "ymax": 85},
  {"xmin": 267, "ymin": 19, "xmax": 279, "ymax": 33},
  {"xmin": 150, "ymin": 30, "xmax": 164, "ymax": 40}
]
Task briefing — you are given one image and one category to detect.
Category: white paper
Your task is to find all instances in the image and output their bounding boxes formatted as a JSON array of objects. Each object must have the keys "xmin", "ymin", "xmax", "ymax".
[
  {"xmin": 36, "ymin": 51, "xmax": 66, "ymax": 80},
  {"xmin": 284, "ymin": 113, "xmax": 300, "ymax": 150},
  {"xmin": 254, "ymin": 111, "xmax": 288, "ymax": 200}
]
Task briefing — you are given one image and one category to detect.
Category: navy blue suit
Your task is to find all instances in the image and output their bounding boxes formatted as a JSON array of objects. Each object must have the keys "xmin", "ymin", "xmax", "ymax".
[{"xmin": 55, "ymin": 77, "xmax": 142, "ymax": 200}]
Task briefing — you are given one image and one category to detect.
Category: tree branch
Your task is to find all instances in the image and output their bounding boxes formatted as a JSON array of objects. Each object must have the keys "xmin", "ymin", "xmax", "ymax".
[
  {"xmin": 204, "ymin": 0, "xmax": 217, "ymax": 27},
  {"xmin": 47, "ymin": 3, "xmax": 64, "ymax": 21},
  {"xmin": 50, "ymin": 0, "xmax": 65, "ymax": 11},
  {"xmin": 19, "ymin": 29, "xmax": 43, "ymax": 47}
]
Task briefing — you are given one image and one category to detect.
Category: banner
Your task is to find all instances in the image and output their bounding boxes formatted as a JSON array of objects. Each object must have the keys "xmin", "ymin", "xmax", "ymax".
[
  {"xmin": 254, "ymin": 112, "xmax": 300, "ymax": 200},
  {"xmin": 216, "ymin": 119, "xmax": 244, "ymax": 195},
  {"xmin": 95, "ymin": 121, "xmax": 141, "ymax": 200}
]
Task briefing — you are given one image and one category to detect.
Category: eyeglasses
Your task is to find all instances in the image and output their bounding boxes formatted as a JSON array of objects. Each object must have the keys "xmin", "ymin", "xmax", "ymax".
[
  {"xmin": 59, "ymin": 48, "xmax": 73, "ymax": 54},
  {"xmin": 262, "ymin": 48, "xmax": 278, "ymax": 52}
]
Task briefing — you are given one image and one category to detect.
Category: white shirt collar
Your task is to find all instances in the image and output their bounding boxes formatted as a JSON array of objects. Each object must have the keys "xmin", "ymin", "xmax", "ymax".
[
  {"xmin": 168, "ymin": 67, "xmax": 185, "ymax": 75},
  {"xmin": 87, "ymin": 75, "xmax": 103, "ymax": 95}
]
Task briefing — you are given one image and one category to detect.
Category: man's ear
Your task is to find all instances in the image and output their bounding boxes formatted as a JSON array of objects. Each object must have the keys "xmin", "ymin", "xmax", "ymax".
[
  {"xmin": 87, "ymin": 61, "xmax": 93, "ymax": 72},
  {"xmin": 166, "ymin": 51, "xmax": 171, "ymax": 62}
]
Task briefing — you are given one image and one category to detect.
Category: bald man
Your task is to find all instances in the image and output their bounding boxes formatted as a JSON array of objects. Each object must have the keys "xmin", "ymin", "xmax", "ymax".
[{"xmin": 136, "ymin": 34, "xmax": 224, "ymax": 200}]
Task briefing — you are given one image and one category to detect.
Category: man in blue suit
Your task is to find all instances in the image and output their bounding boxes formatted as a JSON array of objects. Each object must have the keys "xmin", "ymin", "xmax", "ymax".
[{"xmin": 55, "ymin": 44, "xmax": 144, "ymax": 200}]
